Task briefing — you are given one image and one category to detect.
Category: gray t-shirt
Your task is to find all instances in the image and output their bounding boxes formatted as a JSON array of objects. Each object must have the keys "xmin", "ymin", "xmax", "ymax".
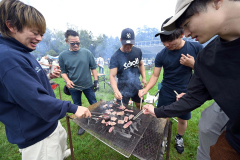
[{"xmin": 59, "ymin": 48, "xmax": 97, "ymax": 90}]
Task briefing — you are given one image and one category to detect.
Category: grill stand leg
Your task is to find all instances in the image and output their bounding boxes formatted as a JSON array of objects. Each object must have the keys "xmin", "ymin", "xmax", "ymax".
[
  {"xmin": 166, "ymin": 120, "xmax": 172, "ymax": 160},
  {"xmin": 58, "ymin": 84, "xmax": 62, "ymax": 100},
  {"xmin": 66, "ymin": 115, "xmax": 75, "ymax": 160}
]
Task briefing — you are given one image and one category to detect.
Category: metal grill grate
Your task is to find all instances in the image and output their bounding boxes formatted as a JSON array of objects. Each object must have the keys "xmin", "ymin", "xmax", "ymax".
[
  {"xmin": 73, "ymin": 101, "xmax": 152, "ymax": 157},
  {"xmin": 73, "ymin": 101, "xmax": 168, "ymax": 159},
  {"xmin": 133, "ymin": 119, "xmax": 165, "ymax": 160}
]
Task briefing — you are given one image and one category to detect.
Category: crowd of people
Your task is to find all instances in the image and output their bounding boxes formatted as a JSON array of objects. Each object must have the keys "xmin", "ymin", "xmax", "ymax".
[{"xmin": 0, "ymin": 0, "xmax": 240, "ymax": 160}]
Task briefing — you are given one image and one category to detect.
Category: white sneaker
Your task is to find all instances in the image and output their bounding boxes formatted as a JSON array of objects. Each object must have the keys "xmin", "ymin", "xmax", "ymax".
[{"xmin": 63, "ymin": 148, "xmax": 73, "ymax": 159}]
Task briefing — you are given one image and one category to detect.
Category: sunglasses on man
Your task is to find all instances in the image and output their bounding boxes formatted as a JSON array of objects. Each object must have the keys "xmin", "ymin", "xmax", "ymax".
[{"xmin": 68, "ymin": 41, "xmax": 80, "ymax": 47}]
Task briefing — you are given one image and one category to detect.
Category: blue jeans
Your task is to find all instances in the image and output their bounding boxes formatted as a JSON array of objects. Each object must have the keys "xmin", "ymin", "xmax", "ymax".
[
  {"xmin": 99, "ymin": 66, "xmax": 104, "ymax": 74},
  {"xmin": 69, "ymin": 87, "xmax": 97, "ymax": 106}
]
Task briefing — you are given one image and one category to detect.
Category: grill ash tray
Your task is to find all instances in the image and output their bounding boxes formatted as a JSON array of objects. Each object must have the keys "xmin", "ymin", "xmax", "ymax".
[{"xmin": 73, "ymin": 101, "xmax": 153, "ymax": 158}]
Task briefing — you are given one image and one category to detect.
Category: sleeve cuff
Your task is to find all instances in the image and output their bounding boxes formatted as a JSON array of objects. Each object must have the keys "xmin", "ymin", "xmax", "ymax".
[
  {"xmin": 68, "ymin": 104, "xmax": 78, "ymax": 114},
  {"xmin": 154, "ymin": 107, "xmax": 166, "ymax": 118}
]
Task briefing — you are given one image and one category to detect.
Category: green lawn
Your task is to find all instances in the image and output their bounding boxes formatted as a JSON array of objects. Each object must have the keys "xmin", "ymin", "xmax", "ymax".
[{"xmin": 0, "ymin": 66, "xmax": 214, "ymax": 160}]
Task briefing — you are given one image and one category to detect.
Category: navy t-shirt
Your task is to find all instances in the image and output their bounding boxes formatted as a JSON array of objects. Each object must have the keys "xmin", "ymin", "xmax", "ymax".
[
  {"xmin": 155, "ymin": 41, "xmax": 203, "ymax": 90},
  {"xmin": 110, "ymin": 46, "xmax": 142, "ymax": 97}
]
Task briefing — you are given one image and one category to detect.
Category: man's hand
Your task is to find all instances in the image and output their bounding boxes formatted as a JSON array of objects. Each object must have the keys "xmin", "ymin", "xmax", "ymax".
[
  {"xmin": 114, "ymin": 91, "xmax": 122, "ymax": 100},
  {"xmin": 49, "ymin": 66, "xmax": 61, "ymax": 79},
  {"xmin": 180, "ymin": 54, "xmax": 195, "ymax": 68},
  {"xmin": 176, "ymin": 93, "xmax": 186, "ymax": 101},
  {"xmin": 66, "ymin": 80, "xmax": 74, "ymax": 88},
  {"xmin": 143, "ymin": 104, "xmax": 156, "ymax": 117},
  {"xmin": 93, "ymin": 80, "xmax": 99, "ymax": 92},
  {"xmin": 75, "ymin": 106, "xmax": 91, "ymax": 118},
  {"xmin": 141, "ymin": 78, "xmax": 147, "ymax": 88},
  {"xmin": 138, "ymin": 89, "xmax": 147, "ymax": 99}
]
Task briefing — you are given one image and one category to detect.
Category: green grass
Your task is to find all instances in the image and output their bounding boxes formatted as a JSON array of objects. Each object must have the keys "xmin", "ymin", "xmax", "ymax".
[{"xmin": 0, "ymin": 66, "xmax": 213, "ymax": 160}]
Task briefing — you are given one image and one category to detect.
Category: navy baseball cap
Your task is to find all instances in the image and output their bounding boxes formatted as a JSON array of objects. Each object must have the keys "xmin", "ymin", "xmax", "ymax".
[
  {"xmin": 121, "ymin": 28, "xmax": 135, "ymax": 45},
  {"xmin": 155, "ymin": 17, "xmax": 176, "ymax": 37}
]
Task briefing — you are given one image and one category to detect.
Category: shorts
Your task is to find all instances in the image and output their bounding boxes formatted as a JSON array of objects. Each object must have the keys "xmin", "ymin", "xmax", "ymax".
[
  {"xmin": 117, "ymin": 92, "xmax": 144, "ymax": 105},
  {"xmin": 157, "ymin": 86, "xmax": 191, "ymax": 120}
]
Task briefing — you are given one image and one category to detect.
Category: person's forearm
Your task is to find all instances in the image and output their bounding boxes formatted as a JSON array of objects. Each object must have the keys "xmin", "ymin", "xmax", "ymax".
[
  {"xmin": 154, "ymin": 71, "xmax": 212, "ymax": 118},
  {"xmin": 91, "ymin": 69, "xmax": 98, "ymax": 81},
  {"xmin": 144, "ymin": 74, "xmax": 159, "ymax": 91},
  {"xmin": 139, "ymin": 64, "xmax": 146, "ymax": 79},
  {"xmin": 109, "ymin": 75, "xmax": 119, "ymax": 93},
  {"xmin": 61, "ymin": 73, "xmax": 70, "ymax": 82},
  {"xmin": 154, "ymin": 92, "xmax": 209, "ymax": 118}
]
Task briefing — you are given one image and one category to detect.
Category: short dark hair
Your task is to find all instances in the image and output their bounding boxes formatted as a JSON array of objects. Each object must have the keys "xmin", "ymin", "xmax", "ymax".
[
  {"xmin": 64, "ymin": 29, "xmax": 79, "ymax": 39},
  {"xmin": 176, "ymin": 0, "xmax": 240, "ymax": 28},
  {"xmin": 0, "ymin": 0, "xmax": 46, "ymax": 38},
  {"xmin": 160, "ymin": 28, "xmax": 184, "ymax": 42}
]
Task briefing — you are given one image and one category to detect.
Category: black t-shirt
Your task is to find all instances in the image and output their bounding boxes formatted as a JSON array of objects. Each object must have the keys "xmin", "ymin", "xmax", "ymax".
[
  {"xmin": 155, "ymin": 36, "xmax": 240, "ymax": 154},
  {"xmin": 110, "ymin": 46, "xmax": 142, "ymax": 97},
  {"xmin": 155, "ymin": 41, "xmax": 203, "ymax": 91}
]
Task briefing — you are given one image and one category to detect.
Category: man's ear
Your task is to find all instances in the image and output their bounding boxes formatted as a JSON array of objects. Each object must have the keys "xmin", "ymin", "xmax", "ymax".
[
  {"xmin": 180, "ymin": 33, "xmax": 184, "ymax": 38},
  {"xmin": 212, "ymin": 0, "xmax": 223, "ymax": 10},
  {"xmin": 5, "ymin": 20, "xmax": 16, "ymax": 33},
  {"xmin": 65, "ymin": 39, "xmax": 68, "ymax": 43}
]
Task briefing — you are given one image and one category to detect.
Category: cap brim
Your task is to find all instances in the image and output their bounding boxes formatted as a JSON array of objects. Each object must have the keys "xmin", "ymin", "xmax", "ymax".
[
  {"xmin": 155, "ymin": 30, "xmax": 176, "ymax": 37},
  {"xmin": 122, "ymin": 40, "xmax": 135, "ymax": 45},
  {"xmin": 163, "ymin": 3, "xmax": 191, "ymax": 31}
]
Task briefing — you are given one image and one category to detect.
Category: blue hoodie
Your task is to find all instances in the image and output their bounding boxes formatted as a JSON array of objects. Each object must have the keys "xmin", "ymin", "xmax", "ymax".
[{"xmin": 0, "ymin": 35, "xmax": 78, "ymax": 149}]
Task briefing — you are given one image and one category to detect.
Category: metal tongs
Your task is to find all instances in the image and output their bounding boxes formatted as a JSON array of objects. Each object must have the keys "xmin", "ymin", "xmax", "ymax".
[{"xmin": 133, "ymin": 109, "xmax": 146, "ymax": 120}]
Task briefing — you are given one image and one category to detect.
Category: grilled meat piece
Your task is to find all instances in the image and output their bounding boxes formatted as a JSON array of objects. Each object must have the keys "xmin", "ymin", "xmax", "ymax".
[
  {"xmin": 105, "ymin": 110, "xmax": 111, "ymax": 114},
  {"xmin": 101, "ymin": 119, "xmax": 106, "ymax": 124},
  {"xmin": 117, "ymin": 111, "xmax": 124, "ymax": 116},
  {"xmin": 118, "ymin": 120, "xmax": 124, "ymax": 124},
  {"xmin": 110, "ymin": 122, "xmax": 116, "ymax": 126},
  {"xmin": 111, "ymin": 111, "xmax": 117, "ymax": 115},
  {"xmin": 123, "ymin": 121, "xmax": 132, "ymax": 129},
  {"xmin": 109, "ymin": 126, "xmax": 114, "ymax": 133},
  {"xmin": 124, "ymin": 116, "xmax": 128, "ymax": 122},
  {"xmin": 128, "ymin": 114, "xmax": 134, "ymax": 120},
  {"xmin": 124, "ymin": 109, "xmax": 133, "ymax": 112},
  {"xmin": 111, "ymin": 117, "xmax": 117, "ymax": 121},
  {"xmin": 102, "ymin": 104, "xmax": 108, "ymax": 108},
  {"xmin": 117, "ymin": 105, "xmax": 126, "ymax": 110},
  {"xmin": 109, "ymin": 104, "xmax": 113, "ymax": 108}
]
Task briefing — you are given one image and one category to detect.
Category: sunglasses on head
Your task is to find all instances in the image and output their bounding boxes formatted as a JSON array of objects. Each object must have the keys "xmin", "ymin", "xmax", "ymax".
[{"xmin": 68, "ymin": 41, "xmax": 80, "ymax": 46}]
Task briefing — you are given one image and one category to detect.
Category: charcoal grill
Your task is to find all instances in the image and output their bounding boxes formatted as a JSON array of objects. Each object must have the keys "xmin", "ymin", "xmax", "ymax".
[{"xmin": 66, "ymin": 100, "xmax": 172, "ymax": 160}]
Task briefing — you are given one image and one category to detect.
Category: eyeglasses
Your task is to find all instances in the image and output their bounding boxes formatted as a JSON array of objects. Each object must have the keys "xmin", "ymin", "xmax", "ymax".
[{"xmin": 68, "ymin": 41, "xmax": 80, "ymax": 47}]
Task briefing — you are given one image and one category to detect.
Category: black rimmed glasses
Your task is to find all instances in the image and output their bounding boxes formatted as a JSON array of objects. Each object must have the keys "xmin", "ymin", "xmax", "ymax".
[{"xmin": 68, "ymin": 41, "xmax": 80, "ymax": 47}]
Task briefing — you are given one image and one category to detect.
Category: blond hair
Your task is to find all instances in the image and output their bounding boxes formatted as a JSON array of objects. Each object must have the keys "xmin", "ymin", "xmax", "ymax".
[{"xmin": 0, "ymin": 0, "xmax": 46, "ymax": 38}]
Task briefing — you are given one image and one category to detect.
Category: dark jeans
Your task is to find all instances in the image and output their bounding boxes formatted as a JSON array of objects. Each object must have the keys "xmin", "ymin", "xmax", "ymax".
[
  {"xmin": 69, "ymin": 87, "xmax": 97, "ymax": 106},
  {"xmin": 99, "ymin": 66, "xmax": 104, "ymax": 74}
]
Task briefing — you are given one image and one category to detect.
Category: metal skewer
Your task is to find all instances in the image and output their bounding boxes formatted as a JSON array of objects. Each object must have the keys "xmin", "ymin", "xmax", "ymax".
[
  {"xmin": 172, "ymin": 90, "xmax": 179, "ymax": 123},
  {"xmin": 133, "ymin": 109, "xmax": 146, "ymax": 120},
  {"xmin": 140, "ymin": 91, "xmax": 143, "ymax": 110},
  {"xmin": 174, "ymin": 90, "xmax": 179, "ymax": 96}
]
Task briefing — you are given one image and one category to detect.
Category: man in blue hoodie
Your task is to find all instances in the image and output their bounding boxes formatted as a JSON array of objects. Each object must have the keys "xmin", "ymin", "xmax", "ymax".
[{"xmin": 0, "ymin": 0, "xmax": 91, "ymax": 159}]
